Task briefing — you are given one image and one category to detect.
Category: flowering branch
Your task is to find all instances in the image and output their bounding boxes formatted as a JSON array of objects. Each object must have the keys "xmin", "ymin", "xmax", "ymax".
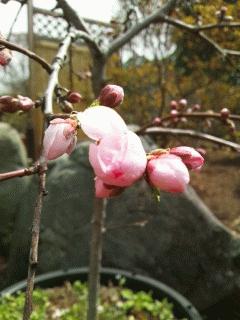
[
  {"xmin": 139, "ymin": 127, "xmax": 240, "ymax": 152},
  {"xmin": 0, "ymin": 38, "xmax": 51, "ymax": 73},
  {"xmin": 0, "ymin": 164, "xmax": 39, "ymax": 182},
  {"xmin": 44, "ymin": 32, "xmax": 74, "ymax": 114}
]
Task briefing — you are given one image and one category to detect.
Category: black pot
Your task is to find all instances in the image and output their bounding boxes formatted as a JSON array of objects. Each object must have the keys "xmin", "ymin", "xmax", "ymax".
[{"xmin": 0, "ymin": 267, "xmax": 202, "ymax": 319}]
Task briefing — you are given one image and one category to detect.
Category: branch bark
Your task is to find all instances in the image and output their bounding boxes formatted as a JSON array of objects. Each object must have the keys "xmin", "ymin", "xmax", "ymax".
[
  {"xmin": 0, "ymin": 165, "xmax": 39, "ymax": 182},
  {"xmin": 44, "ymin": 32, "xmax": 74, "ymax": 114},
  {"xmin": 22, "ymin": 163, "xmax": 47, "ymax": 320},
  {"xmin": 87, "ymin": 198, "xmax": 106, "ymax": 320},
  {"xmin": 139, "ymin": 127, "xmax": 240, "ymax": 152},
  {"xmin": 0, "ymin": 38, "xmax": 51, "ymax": 73}
]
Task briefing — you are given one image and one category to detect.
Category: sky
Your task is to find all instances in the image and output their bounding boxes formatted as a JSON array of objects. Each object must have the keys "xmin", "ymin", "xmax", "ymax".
[{"xmin": 0, "ymin": 0, "xmax": 120, "ymax": 36}]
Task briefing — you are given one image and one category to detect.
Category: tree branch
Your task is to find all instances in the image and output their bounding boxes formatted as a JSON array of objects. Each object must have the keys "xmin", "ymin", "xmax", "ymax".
[
  {"xmin": 44, "ymin": 32, "xmax": 74, "ymax": 114},
  {"xmin": 139, "ymin": 127, "xmax": 240, "ymax": 152},
  {"xmin": 56, "ymin": 0, "xmax": 103, "ymax": 57},
  {"xmin": 107, "ymin": 0, "xmax": 178, "ymax": 56},
  {"xmin": 0, "ymin": 165, "xmax": 39, "ymax": 182},
  {"xmin": 0, "ymin": 38, "xmax": 51, "ymax": 73},
  {"xmin": 22, "ymin": 163, "xmax": 47, "ymax": 320}
]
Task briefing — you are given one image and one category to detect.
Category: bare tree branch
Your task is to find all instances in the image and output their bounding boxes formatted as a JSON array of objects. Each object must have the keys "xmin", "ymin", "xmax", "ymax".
[
  {"xmin": 0, "ymin": 38, "xmax": 51, "ymax": 73},
  {"xmin": 0, "ymin": 165, "xmax": 39, "ymax": 182},
  {"xmin": 107, "ymin": 0, "xmax": 178, "ymax": 56},
  {"xmin": 139, "ymin": 127, "xmax": 240, "ymax": 152},
  {"xmin": 44, "ymin": 32, "xmax": 74, "ymax": 114}
]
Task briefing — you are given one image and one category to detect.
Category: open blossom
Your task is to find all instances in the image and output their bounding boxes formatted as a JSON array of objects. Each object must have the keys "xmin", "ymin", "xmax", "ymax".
[
  {"xmin": 147, "ymin": 154, "xmax": 190, "ymax": 193},
  {"xmin": 99, "ymin": 84, "xmax": 124, "ymax": 108},
  {"xmin": 89, "ymin": 130, "xmax": 147, "ymax": 187},
  {"xmin": 77, "ymin": 106, "xmax": 127, "ymax": 141},
  {"xmin": 95, "ymin": 177, "xmax": 124, "ymax": 198},
  {"xmin": 43, "ymin": 118, "xmax": 77, "ymax": 161},
  {"xmin": 170, "ymin": 146, "xmax": 204, "ymax": 171}
]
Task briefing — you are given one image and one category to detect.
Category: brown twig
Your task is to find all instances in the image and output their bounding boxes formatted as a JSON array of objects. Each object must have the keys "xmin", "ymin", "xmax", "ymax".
[
  {"xmin": 87, "ymin": 198, "xmax": 107, "ymax": 320},
  {"xmin": 0, "ymin": 38, "xmax": 51, "ymax": 73},
  {"xmin": 139, "ymin": 127, "xmax": 240, "ymax": 152},
  {"xmin": 22, "ymin": 163, "xmax": 47, "ymax": 320},
  {"xmin": 0, "ymin": 165, "xmax": 39, "ymax": 182}
]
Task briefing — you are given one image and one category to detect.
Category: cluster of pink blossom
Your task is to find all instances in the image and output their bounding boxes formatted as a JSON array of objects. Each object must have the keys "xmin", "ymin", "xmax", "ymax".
[{"xmin": 43, "ymin": 85, "xmax": 204, "ymax": 198}]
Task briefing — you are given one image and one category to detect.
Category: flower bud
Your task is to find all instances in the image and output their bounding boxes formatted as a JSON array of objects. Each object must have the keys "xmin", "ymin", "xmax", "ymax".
[
  {"xmin": 0, "ymin": 95, "xmax": 34, "ymax": 112},
  {"xmin": 170, "ymin": 146, "xmax": 204, "ymax": 171},
  {"xmin": 170, "ymin": 109, "xmax": 178, "ymax": 117},
  {"xmin": 147, "ymin": 154, "xmax": 190, "ymax": 193},
  {"xmin": 220, "ymin": 107, "xmax": 230, "ymax": 119},
  {"xmin": 60, "ymin": 100, "xmax": 73, "ymax": 113},
  {"xmin": 99, "ymin": 84, "xmax": 124, "ymax": 108},
  {"xmin": 178, "ymin": 98, "xmax": 187, "ymax": 109},
  {"xmin": 67, "ymin": 91, "xmax": 82, "ymax": 103},
  {"xmin": 192, "ymin": 104, "xmax": 201, "ymax": 111},
  {"xmin": 170, "ymin": 100, "xmax": 178, "ymax": 110},
  {"xmin": 152, "ymin": 117, "xmax": 161, "ymax": 125},
  {"xmin": 0, "ymin": 47, "xmax": 12, "ymax": 67},
  {"xmin": 43, "ymin": 118, "xmax": 77, "ymax": 160}
]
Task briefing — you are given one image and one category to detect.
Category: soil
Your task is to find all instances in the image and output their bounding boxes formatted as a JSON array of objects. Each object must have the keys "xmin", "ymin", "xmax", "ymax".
[{"xmin": 190, "ymin": 147, "xmax": 240, "ymax": 234}]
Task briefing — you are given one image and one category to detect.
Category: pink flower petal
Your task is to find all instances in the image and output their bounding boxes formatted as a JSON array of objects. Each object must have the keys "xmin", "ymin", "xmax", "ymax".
[{"xmin": 170, "ymin": 146, "xmax": 204, "ymax": 170}]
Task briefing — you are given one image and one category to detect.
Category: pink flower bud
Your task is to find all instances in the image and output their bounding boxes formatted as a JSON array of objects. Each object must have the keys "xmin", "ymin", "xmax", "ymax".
[
  {"xmin": 0, "ymin": 48, "xmax": 12, "ymax": 67},
  {"xmin": 77, "ymin": 106, "xmax": 127, "ymax": 141},
  {"xmin": 170, "ymin": 146, "xmax": 204, "ymax": 171},
  {"xmin": 89, "ymin": 130, "xmax": 147, "ymax": 187},
  {"xmin": 170, "ymin": 109, "xmax": 178, "ymax": 118},
  {"xmin": 95, "ymin": 177, "xmax": 124, "ymax": 198},
  {"xmin": 43, "ymin": 118, "xmax": 77, "ymax": 161},
  {"xmin": 17, "ymin": 95, "xmax": 34, "ymax": 111},
  {"xmin": 67, "ymin": 91, "xmax": 82, "ymax": 103},
  {"xmin": 152, "ymin": 117, "xmax": 161, "ymax": 125},
  {"xmin": 178, "ymin": 98, "xmax": 187, "ymax": 109},
  {"xmin": 99, "ymin": 84, "xmax": 124, "ymax": 108},
  {"xmin": 147, "ymin": 154, "xmax": 190, "ymax": 193},
  {"xmin": 170, "ymin": 100, "xmax": 178, "ymax": 110},
  {"xmin": 220, "ymin": 107, "xmax": 230, "ymax": 119}
]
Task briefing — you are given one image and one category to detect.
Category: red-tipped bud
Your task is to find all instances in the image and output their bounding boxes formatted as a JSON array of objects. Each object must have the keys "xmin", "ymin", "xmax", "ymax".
[
  {"xmin": 192, "ymin": 104, "xmax": 201, "ymax": 111},
  {"xmin": 220, "ymin": 107, "xmax": 230, "ymax": 119},
  {"xmin": 99, "ymin": 84, "xmax": 124, "ymax": 108},
  {"xmin": 67, "ymin": 91, "xmax": 82, "ymax": 103},
  {"xmin": 152, "ymin": 117, "xmax": 161, "ymax": 125},
  {"xmin": 178, "ymin": 98, "xmax": 187, "ymax": 109},
  {"xmin": 17, "ymin": 95, "xmax": 34, "ymax": 111},
  {"xmin": 170, "ymin": 100, "xmax": 178, "ymax": 110}
]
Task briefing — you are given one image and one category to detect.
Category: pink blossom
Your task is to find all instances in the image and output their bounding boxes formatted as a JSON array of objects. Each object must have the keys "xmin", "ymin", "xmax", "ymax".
[
  {"xmin": 170, "ymin": 146, "xmax": 204, "ymax": 170},
  {"xmin": 95, "ymin": 177, "xmax": 124, "ymax": 198},
  {"xmin": 147, "ymin": 154, "xmax": 190, "ymax": 193},
  {"xmin": 77, "ymin": 106, "xmax": 127, "ymax": 141},
  {"xmin": 99, "ymin": 84, "xmax": 124, "ymax": 108},
  {"xmin": 43, "ymin": 118, "xmax": 77, "ymax": 161},
  {"xmin": 89, "ymin": 130, "xmax": 147, "ymax": 187}
]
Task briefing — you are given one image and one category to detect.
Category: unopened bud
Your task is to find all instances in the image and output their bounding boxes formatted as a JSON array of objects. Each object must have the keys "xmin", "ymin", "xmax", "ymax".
[
  {"xmin": 170, "ymin": 110, "xmax": 178, "ymax": 118},
  {"xmin": 0, "ymin": 95, "xmax": 34, "ymax": 113},
  {"xmin": 99, "ymin": 84, "xmax": 124, "ymax": 108},
  {"xmin": 178, "ymin": 98, "xmax": 187, "ymax": 109},
  {"xmin": 170, "ymin": 100, "xmax": 178, "ymax": 110},
  {"xmin": 152, "ymin": 117, "xmax": 161, "ymax": 125},
  {"xmin": 67, "ymin": 91, "xmax": 82, "ymax": 104},
  {"xmin": 192, "ymin": 104, "xmax": 201, "ymax": 111},
  {"xmin": 220, "ymin": 107, "xmax": 230, "ymax": 119},
  {"xmin": 0, "ymin": 34, "xmax": 12, "ymax": 67}
]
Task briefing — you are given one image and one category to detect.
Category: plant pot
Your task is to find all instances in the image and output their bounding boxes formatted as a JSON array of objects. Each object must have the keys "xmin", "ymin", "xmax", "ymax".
[{"xmin": 0, "ymin": 267, "xmax": 202, "ymax": 319}]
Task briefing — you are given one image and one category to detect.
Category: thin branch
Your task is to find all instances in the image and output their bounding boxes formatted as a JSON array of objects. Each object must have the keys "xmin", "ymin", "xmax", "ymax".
[
  {"xmin": 107, "ymin": 0, "xmax": 178, "ymax": 56},
  {"xmin": 87, "ymin": 198, "xmax": 107, "ymax": 320},
  {"xmin": 56, "ymin": 0, "xmax": 102, "ymax": 57},
  {"xmin": 0, "ymin": 38, "xmax": 51, "ymax": 73},
  {"xmin": 0, "ymin": 165, "xmax": 39, "ymax": 182},
  {"xmin": 44, "ymin": 32, "xmax": 74, "ymax": 114},
  {"xmin": 22, "ymin": 163, "xmax": 47, "ymax": 320},
  {"xmin": 139, "ymin": 127, "xmax": 240, "ymax": 152}
]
